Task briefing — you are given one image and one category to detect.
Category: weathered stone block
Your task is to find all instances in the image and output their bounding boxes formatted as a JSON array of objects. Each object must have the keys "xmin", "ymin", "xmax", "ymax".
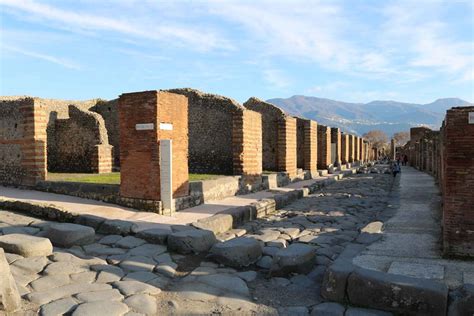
[
  {"xmin": 192, "ymin": 214, "xmax": 233, "ymax": 235},
  {"xmin": 347, "ymin": 268, "xmax": 448, "ymax": 316},
  {"xmin": 210, "ymin": 237, "xmax": 263, "ymax": 267},
  {"xmin": 0, "ymin": 234, "xmax": 52, "ymax": 257}
]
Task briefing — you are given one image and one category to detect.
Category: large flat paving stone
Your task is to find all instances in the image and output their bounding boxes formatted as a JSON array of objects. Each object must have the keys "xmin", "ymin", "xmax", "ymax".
[
  {"xmin": 46, "ymin": 223, "xmax": 95, "ymax": 247},
  {"xmin": 72, "ymin": 300, "xmax": 129, "ymax": 316},
  {"xmin": 387, "ymin": 261, "xmax": 444, "ymax": 280},
  {"xmin": 40, "ymin": 297, "xmax": 78, "ymax": 316},
  {"xmin": 26, "ymin": 283, "xmax": 112, "ymax": 305},
  {"xmin": 123, "ymin": 293, "xmax": 157, "ymax": 315},
  {"xmin": 167, "ymin": 229, "xmax": 217, "ymax": 254},
  {"xmin": 270, "ymin": 243, "xmax": 316, "ymax": 276},
  {"xmin": 112, "ymin": 280, "xmax": 162, "ymax": 296},
  {"xmin": 0, "ymin": 234, "xmax": 53, "ymax": 257},
  {"xmin": 210, "ymin": 237, "xmax": 263, "ymax": 267}
]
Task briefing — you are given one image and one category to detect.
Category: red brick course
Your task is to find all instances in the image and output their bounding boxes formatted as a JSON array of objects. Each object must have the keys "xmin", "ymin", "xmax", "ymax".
[
  {"xmin": 118, "ymin": 91, "xmax": 189, "ymax": 201},
  {"xmin": 232, "ymin": 110, "xmax": 262, "ymax": 176},
  {"xmin": 441, "ymin": 107, "xmax": 474, "ymax": 258},
  {"xmin": 340, "ymin": 134, "xmax": 350, "ymax": 164},
  {"xmin": 297, "ymin": 118, "xmax": 318, "ymax": 173},
  {"xmin": 278, "ymin": 117, "xmax": 297, "ymax": 177},
  {"xmin": 317, "ymin": 125, "xmax": 331, "ymax": 169}
]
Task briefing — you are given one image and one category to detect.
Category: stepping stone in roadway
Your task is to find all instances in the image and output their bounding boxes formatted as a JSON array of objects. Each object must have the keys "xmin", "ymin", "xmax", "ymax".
[
  {"xmin": 270, "ymin": 243, "xmax": 316, "ymax": 276},
  {"xmin": 0, "ymin": 234, "xmax": 53, "ymax": 257},
  {"xmin": 210, "ymin": 237, "xmax": 263, "ymax": 268},
  {"xmin": 167, "ymin": 229, "xmax": 217, "ymax": 254},
  {"xmin": 46, "ymin": 223, "xmax": 95, "ymax": 247}
]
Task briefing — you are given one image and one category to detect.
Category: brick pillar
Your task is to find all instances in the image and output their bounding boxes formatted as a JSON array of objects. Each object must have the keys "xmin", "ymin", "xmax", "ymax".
[
  {"xmin": 331, "ymin": 127, "xmax": 341, "ymax": 167},
  {"xmin": 442, "ymin": 107, "xmax": 474, "ymax": 258},
  {"xmin": 277, "ymin": 117, "xmax": 297, "ymax": 177},
  {"xmin": 359, "ymin": 138, "xmax": 364, "ymax": 162},
  {"xmin": 232, "ymin": 110, "xmax": 262, "ymax": 176},
  {"xmin": 91, "ymin": 144, "xmax": 113, "ymax": 174},
  {"xmin": 341, "ymin": 134, "xmax": 349, "ymax": 164},
  {"xmin": 348, "ymin": 135, "xmax": 356, "ymax": 163},
  {"xmin": 20, "ymin": 100, "xmax": 47, "ymax": 186},
  {"xmin": 296, "ymin": 118, "xmax": 318, "ymax": 174},
  {"xmin": 119, "ymin": 90, "xmax": 189, "ymax": 205},
  {"xmin": 317, "ymin": 125, "xmax": 331, "ymax": 169}
]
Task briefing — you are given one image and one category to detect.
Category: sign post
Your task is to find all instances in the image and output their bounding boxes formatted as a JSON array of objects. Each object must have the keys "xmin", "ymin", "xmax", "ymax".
[{"xmin": 160, "ymin": 139, "xmax": 173, "ymax": 214}]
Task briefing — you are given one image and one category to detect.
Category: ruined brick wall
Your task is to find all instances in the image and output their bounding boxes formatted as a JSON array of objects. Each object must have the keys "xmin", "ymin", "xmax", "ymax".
[
  {"xmin": 47, "ymin": 105, "xmax": 112, "ymax": 173},
  {"xmin": 441, "ymin": 106, "xmax": 474, "ymax": 258},
  {"xmin": 348, "ymin": 135, "xmax": 356, "ymax": 163},
  {"xmin": 232, "ymin": 110, "xmax": 262, "ymax": 176},
  {"xmin": 244, "ymin": 98, "xmax": 296, "ymax": 176},
  {"xmin": 340, "ymin": 134, "xmax": 349, "ymax": 164},
  {"xmin": 90, "ymin": 99, "xmax": 120, "ymax": 169},
  {"xmin": 169, "ymin": 88, "xmax": 260, "ymax": 176},
  {"xmin": 0, "ymin": 98, "xmax": 46, "ymax": 186},
  {"xmin": 317, "ymin": 125, "xmax": 331, "ymax": 169},
  {"xmin": 296, "ymin": 118, "xmax": 318, "ymax": 173},
  {"xmin": 354, "ymin": 137, "xmax": 361, "ymax": 162},
  {"xmin": 277, "ymin": 117, "xmax": 297, "ymax": 177},
  {"xmin": 119, "ymin": 90, "xmax": 189, "ymax": 201},
  {"xmin": 331, "ymin": 127, "xmax": 341, "ymax": 166}
]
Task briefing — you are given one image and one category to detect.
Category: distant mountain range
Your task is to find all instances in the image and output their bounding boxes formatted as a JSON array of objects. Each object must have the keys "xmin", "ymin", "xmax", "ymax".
[{"xmin": 266, "ymin": 96, "xmax": 472, "ymax": 137}]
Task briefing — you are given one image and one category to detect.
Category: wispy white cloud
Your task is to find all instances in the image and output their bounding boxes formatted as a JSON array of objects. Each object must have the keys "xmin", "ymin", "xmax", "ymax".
[
  {"xmin": 262, "ymin": 67, "xmax": 292, "ymax": 89},
  {"xmin": 2, "ymin": 45, "xmax": 81, "ymax": 70},
  {"xmin": 0, "ymin": 0, "xmax": 232, "ymax": 52}
]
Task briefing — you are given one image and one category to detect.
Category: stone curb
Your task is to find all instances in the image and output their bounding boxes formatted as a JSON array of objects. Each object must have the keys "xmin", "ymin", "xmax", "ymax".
[
  {"xmin": 191, "ymin": 167, "xmax": 359, "ymax": 236},
  {"xmin": 321, "ymin": 263, "xmax": 449, "ymax": 316},
  {"xmin": 0, "ymin": 166, "xmax": 362, "ymax": 244}
]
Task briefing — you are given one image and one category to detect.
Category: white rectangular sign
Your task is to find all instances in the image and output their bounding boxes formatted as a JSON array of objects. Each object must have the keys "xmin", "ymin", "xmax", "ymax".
[
  {"xmin": 160, "ymin": 139, "xmax": 174, "ymax": 214},
  {"xmin": 135, "ymin": 123, "xmax": 154, "ymax": 131},
  {"xmin": 160, "ymin": 123, "xmax": 173, "ymax": 130},
  {"xmin": 469, "ymin": 112, "xmax": 474, "ymax": 124}
]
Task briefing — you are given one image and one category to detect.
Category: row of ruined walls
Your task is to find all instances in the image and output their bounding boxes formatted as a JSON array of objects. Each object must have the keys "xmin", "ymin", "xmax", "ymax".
[
  {"xmin": 402, "ymin": 106, "xmax": 474, "ymax": 258},
  {"xmin": 1, "ymin": 89, "xmax": 375, "ymax": 186}
]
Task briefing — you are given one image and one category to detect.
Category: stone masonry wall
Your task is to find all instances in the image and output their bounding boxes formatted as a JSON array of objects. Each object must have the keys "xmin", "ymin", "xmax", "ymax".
[
  {"xmin": 296, "ymin": 118, "xmax": 318, "ymax": 174},
  {"xmin": 441, "ymin": 106, "xmax": 474, "ymax": 258},
  {"xmin": 340, "ymin": 133, "xmax": 349, "ymax": 164},
  {"xmin": 0, "ymin": 98, "xmax": 46, "ymax": 186},
  {"xmin": 331, "ymin": 127, "xmax": 341, "ymax": 167},
  {"xmin": 244, "ymin": 98, "xmax": 297, "ymax": 176},
  {"xmin": 47, "ymin": 105, "xmax": 112, "ymax": 173},
  {"xmin": 118, "ymin": 90, "xmax": 189, "ymax": 201},
  {"xmin": 90, "ymin": 99, "xmax": 120, "ymax": 169},
  {"xmin": 348, "ymin": 135, "xmax": 356, "ymax": 163},
  {"xmin": 169, "ymin": 88, "xmax": 261, "ymax": 176},
  {"xmin": 232, "ymin": 109, "xmax": 262, "ymax": 176},
  {"xmin": 317, "ymin": 125, "xmax": 331, "ymax": 169}
]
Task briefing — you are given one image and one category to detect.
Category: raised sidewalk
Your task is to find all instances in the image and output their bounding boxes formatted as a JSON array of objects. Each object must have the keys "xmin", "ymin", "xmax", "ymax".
[{"xmin": 0, "ymin": 170, "xmax": 354, "ymax": 232}]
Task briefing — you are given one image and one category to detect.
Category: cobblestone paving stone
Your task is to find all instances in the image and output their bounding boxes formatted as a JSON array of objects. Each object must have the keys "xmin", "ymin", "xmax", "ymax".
[{"xmin": 1, "ymin": 166, "xmax": 396, "ymax": 315}]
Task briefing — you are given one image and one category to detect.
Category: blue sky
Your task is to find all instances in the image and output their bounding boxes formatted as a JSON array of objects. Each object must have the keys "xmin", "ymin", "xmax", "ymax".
[{"xmin": 1, "ymin": 0, "xmax": 473, "ymax": 104}]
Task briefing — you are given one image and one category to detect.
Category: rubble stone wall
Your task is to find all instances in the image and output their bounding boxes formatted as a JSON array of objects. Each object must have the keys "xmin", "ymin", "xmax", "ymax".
[
  {"xmin": 296, "ymin": 118, "xmax": 318, "ymax": 173},
  {"xmin": 341, "ymin": 134, "xmax": 350, "ymax": 164},
  {"xmin": 317, "ymin": 125, "xmax": 331, "ymax": 169},
  {"xmin": 47, "ymin": 105, "xmax": 112, "ymax": 173},
  {"xmin": 331, "ymin": 127, "xmax": 341, "ymax": 166},
  {"xmin": 244, "ymin": 98, "xmax": 296, "ymax": 176},
  {"xmin": 0, "ymin": 98, "xmax": 46, "ymax": 186}
]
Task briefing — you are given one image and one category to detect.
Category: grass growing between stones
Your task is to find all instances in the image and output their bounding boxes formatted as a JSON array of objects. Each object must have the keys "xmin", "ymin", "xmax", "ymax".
[{"xmin": 48, "ymin": 172, "xmax": 224, "ymax": 184}]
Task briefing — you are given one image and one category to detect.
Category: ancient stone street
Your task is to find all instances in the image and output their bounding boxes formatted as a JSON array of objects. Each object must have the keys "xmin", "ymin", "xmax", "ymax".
[{"xmin": 0, "ymin": 165, "xmax": 407, "ymax": 315}]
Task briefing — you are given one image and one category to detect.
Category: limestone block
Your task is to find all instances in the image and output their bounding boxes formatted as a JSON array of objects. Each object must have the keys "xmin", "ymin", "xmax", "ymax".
[
  {"xmin": 270, "ymin": 243, "xmax": 316, "ymax": 276},
  {"xmin": 0, "ymin": 234, "xmax": 53, "ymax": 257},
  {"xmin": 192, "ymin": 214, "xmax": 233, "ymax": 235},
  {"xmin": 210, "ymin": 237, "xmax": 263, "ymax": 267},
  {"xmin": 46, "ymin": 223, "xmax": 95, "ymax": 247},
  {"xmin": 0, "ymin": 248, "xmax": 21, "ymax": 313},
  {"xmin": 347, "ymin": 268, "xmax": 448, "ymax": 316},
  {"xmin": 167, "ymin": 229, "xmax": 217, "ymax": 254}
]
